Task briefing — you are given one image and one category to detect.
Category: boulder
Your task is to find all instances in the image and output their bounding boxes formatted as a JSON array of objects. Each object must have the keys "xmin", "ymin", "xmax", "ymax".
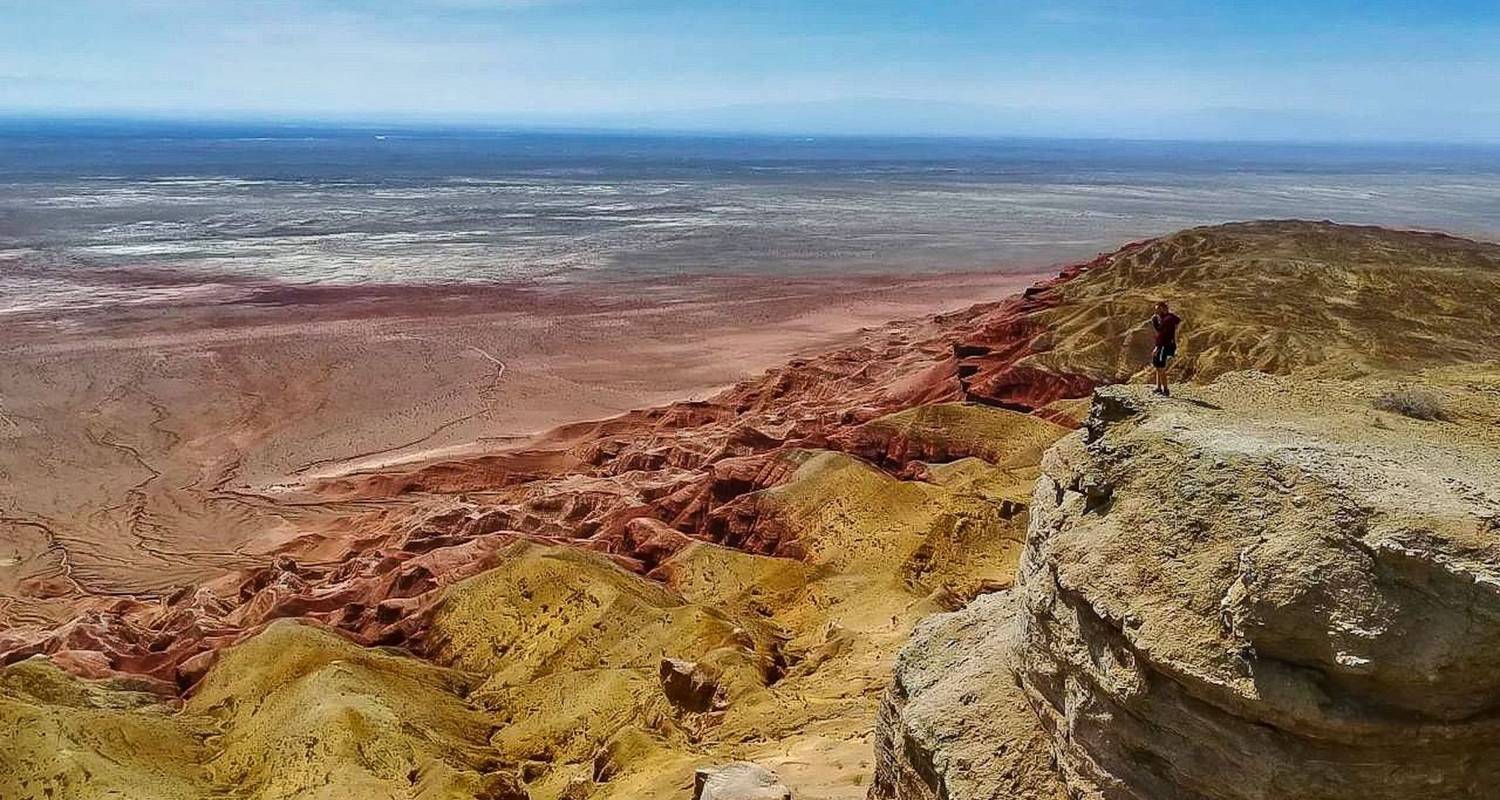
[
  {"xmin": 693, "ymin": 762, "xmax": 792, "ymax": 800},
  {"xmin": 659, "ymin": 657, "xmax": 721, "ymax": 712}
]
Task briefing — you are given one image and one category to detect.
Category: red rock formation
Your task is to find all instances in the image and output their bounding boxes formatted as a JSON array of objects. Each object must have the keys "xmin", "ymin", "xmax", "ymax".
[{"xmin": 0, "ymin": 249, "xmax": 1109, "ymax": 691}]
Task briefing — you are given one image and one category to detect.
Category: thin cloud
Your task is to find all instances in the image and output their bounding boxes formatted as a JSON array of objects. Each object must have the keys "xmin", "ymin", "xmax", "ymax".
[{"xmin": 1, "ymin": 1, "xmax": 1497, "ymax": 141}]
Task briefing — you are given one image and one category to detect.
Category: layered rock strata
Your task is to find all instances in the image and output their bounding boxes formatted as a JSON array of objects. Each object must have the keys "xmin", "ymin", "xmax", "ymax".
[
  {"xmin": 1013, "ymin": 375, "xmax": 1500, "ymax": 799},
  {"xmin": 6, "ymin": 222, "xmax": 1500, "ymax": 799},
  {"xmin": 11, "ymin": 221, "xmax": 1500, "ymax": 694}
]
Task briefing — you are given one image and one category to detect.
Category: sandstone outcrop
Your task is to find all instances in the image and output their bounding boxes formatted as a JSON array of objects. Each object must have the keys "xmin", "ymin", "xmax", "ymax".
[
  {"xmin": 7, "ymin": 222, "xmax": 1500, "ymax": 799},
  {"xmin": 1013, "ymin": 373, "xmax": 1500, "ymax": 799},
  {"xmin": 876, "ymin": 370, "xmax": 1500, "ymax": 800},
  {"xmin": 421, "ymin": 542, "xmax": 786, "ymax": 769},
  {"xmin": 872, "ymin": 590, "xmax": 1065, "ymax": 800},
  {"xmin": 0, "ymin": 657, "xmax": 211, "ymax": 800},
  {"xmin": 14, "ymin": 222, "xmax": 1500, "ymax": 697}
]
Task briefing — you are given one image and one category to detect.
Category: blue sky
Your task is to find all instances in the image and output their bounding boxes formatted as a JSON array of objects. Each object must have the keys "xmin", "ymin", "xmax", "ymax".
[{"xmin": 2, "ymin": 1, "xmax": 1498, "ymax": 140}]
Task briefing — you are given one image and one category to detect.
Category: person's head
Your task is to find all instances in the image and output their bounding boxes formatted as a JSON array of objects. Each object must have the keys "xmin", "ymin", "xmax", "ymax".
[{"xmin": 1155, "ymin": 301, "xmax": 1169, "ymax": 315}]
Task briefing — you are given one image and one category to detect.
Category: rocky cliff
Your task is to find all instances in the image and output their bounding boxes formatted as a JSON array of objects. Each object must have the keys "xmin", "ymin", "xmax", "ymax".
[
  {"xmin": 1020, "ymin": 373, "xmax": 1500, "ymax": 799},
  {"xmin": 876, "ymin": 369, "xmax": 1500, "ymax": 799},
  {"xmin": 6, "ymin": 221, "xmax": 1500, "ymax": 799},
  {"xmin": 872, "ymin": 589, "xmax": 1066, "ymax": 800},
  {"xmin": 865, "ymin": 221, "xmax": 1500, "ymax": 800}
]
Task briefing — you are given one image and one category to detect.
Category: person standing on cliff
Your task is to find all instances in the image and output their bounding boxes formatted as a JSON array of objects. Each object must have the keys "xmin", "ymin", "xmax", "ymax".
[{"xmin": 1149, "ymin": 301, "xmax": 1181, "ymax": 396}]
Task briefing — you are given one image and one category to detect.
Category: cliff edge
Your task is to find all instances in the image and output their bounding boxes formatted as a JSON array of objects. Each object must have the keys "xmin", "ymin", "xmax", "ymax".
[
  {"xmin": 876, "ymin": 368, "xmax": 1500, "ymax": 799},
  {"xmin": 7, "ymin": 221, "xmax": 1500, "ymax": 799}
]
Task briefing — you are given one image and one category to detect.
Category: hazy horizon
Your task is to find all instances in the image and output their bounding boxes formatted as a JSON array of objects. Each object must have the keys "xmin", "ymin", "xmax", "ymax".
[
  {"xmin": 3, "ymin": 1, "xmax": 1498, "ymax": 143},
  {"xmin": 7, "ymin": 111, "xmax": 1500, "ymax": 147},
  {"xmin": 5, "ymin": 129, "xmax": 1498, "ymax": 321}
]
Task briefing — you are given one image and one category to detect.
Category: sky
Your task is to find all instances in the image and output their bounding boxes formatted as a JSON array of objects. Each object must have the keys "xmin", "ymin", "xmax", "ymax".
[{"xmin": 2, "ymin": 0, "xmax": 1499, "ymax": 141}]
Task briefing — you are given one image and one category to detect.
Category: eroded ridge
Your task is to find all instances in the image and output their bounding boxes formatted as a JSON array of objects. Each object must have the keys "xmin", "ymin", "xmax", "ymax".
[
  {"xmin": 7, "ymin": 221, "xmax": 1500, "ymax": 799},
  {"xmin": 1014, "ymin": 375, "xmax": 1500, "ymax": 799}
]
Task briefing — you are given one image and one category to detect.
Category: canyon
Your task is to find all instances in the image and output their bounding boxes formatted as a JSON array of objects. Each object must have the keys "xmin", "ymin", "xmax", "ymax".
[{"xmin": 4, "ymin": 220, "xmax": 1500, "ymax": 799}]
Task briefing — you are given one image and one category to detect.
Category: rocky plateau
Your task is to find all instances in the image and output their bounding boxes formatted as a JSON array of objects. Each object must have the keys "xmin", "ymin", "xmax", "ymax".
[{"xmin": 4, "ymin": 220, "xmax": 1500, "ymax": 799}]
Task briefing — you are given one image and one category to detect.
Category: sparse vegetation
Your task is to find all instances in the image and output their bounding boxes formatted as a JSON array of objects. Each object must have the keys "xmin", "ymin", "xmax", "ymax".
[{"xmin": 1374, "ymin": 389, "xmax": 1446, "ymax": 421}]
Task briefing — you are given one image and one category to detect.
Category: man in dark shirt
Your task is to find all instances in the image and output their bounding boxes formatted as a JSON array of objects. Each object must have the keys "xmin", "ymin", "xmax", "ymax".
[{"xmin": 1150, "ymin": 301, "xmax": 1182, "ymax": 396}]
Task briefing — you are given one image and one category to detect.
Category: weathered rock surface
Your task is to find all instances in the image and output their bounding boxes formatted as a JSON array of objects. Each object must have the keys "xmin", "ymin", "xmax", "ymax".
[
  {"xmin": 694, "ymin": 762, "xmax": 794, "ymax": 800},
  {"xmin": 0, "ymin": 657, "xmax": 211, "ymax": 800},
  {"xmin": 8, "ymin": 222, "xmax": 1500, "ymax": 799},
  {"xmin": 1018, "ymin": 220, "xmax": 1500, "ymax": 385},
  {"xmin": 1014, "ymin": 374, "xmax": 1500, "ymax": 799},
  {"xmin": 1, "ymin": 618, "xmax": 527, "ymax": 800},
  {"xmin": 872, "ymin": 590, "xmax": 1065, "ymax": 800},
  {"xmin": 422, "ymin": 542, "xmax": 786, "ymax": 768},
  {"xmin": 15, "ymin": 221, "xmax": 1500, "ymax": 699}
]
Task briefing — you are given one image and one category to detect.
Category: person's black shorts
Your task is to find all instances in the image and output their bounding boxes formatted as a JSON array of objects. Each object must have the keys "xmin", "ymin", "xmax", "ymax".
[{"xmin": 1151, "ymin": 342, "xmax": 1176, "ymax": 369}]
